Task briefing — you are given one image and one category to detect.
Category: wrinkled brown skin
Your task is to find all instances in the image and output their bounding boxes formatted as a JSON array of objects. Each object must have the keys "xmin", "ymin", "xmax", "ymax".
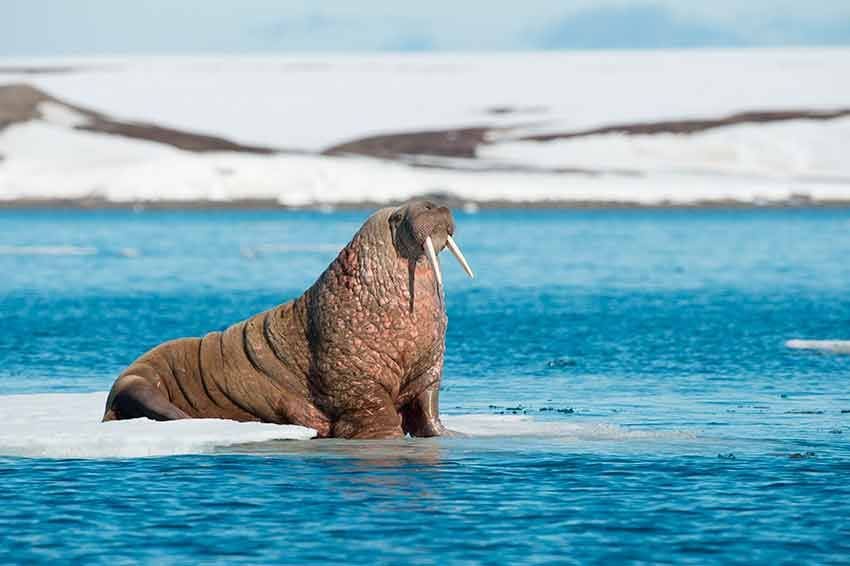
[{"xmin": 102, "ymin": 201, "xmax": 458, "ymax": 439}]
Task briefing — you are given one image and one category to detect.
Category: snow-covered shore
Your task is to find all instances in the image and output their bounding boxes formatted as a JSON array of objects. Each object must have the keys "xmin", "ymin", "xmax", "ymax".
[{"xmin": 1, "ymin": 49, "xmax": 849, "ymax": 207}]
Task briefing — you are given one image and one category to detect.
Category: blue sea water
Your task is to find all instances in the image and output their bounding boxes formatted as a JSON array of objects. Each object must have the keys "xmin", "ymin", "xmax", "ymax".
[{"xmin": 1, "ymin": 208, "xmax": 850, "ymax": 564}]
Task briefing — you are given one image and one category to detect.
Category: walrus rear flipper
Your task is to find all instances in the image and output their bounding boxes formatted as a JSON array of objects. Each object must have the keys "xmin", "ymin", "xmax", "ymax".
[{"xmin": 102, "ymin": 375, "xmax": 190, "ymax": 422}]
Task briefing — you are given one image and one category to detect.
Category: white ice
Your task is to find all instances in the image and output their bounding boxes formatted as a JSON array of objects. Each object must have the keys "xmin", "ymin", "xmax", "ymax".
[
  {"xmin": 0, "ymin": 245, "xmax": 98, "ymax": 256},
  {"xmin": 3, "ymin": 119, "xmax": 849, "ymax": 206},
  {"xmin": 785, "ymin": 339, "xmax": 850, "ymax": 354},
  {"xmin": 443, "ymin": 414, "xmax": 694, "ymax": 440},
  {"xmin": 5, "ymin": 50, "xmax": 849, "ymax": 151},
  {"xmin": 0, "ymin": 392, "xmax": 316, "ymax": 459},
  {"xmin": 0, "ymin": 392, "xmax": 691, "ymax": 459}
]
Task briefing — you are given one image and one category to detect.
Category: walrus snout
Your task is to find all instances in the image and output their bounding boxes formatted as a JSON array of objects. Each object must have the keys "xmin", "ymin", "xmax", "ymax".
[{"xmin": 391, "ymin": 200, "xmax": 475, "ymax": 290}]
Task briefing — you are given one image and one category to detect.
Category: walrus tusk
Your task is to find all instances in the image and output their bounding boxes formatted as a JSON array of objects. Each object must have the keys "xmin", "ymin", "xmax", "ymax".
[
  {"xmin": 424, "ymin": 236, "xmax": 443, "ymax": 292},
  {"xmin": 446, "ymin": 235, "xmax": 474, "ymax": 279}
]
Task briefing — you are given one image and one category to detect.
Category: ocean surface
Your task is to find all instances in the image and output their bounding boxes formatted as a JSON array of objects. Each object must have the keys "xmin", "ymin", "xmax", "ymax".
[{"xmin": 1, "ymin": 207, "xmax": 850, "ymax": 564}]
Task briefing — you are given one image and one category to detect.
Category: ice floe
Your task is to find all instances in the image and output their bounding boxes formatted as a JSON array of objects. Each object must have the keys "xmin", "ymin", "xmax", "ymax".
[
  {"xmin": 0, "ymin": 392, "xmax": 692, "ymax": 459},
  {"xmin": 444, "ymin": 414, "xmax": 694, "ymax": 440},
  {"xmin": 0, "ymin": 392, "xmax": 316, "ymax": 459},
  {"xmin": 786, "ymin": 339, "xmax": 850, "ymax": 354}
]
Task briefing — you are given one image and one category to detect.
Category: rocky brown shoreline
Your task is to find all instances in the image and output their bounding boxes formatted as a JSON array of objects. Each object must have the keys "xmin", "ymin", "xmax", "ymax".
[
  {"xmin": 323, "ymin": 108, "xmax": 850, "ymax": 160},
  {"xmin": 0, "ymin": 84, "xmax": 282, "ymax": 154},
  {"xmin": 4, "ymin": 82, "xmax": 850, "ymax": 163}
]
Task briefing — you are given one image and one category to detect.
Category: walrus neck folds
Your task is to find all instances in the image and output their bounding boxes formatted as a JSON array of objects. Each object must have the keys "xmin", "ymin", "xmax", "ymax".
[{"xmin": 330, "ymin": 207, "xmax": 442, "ymax": 315}]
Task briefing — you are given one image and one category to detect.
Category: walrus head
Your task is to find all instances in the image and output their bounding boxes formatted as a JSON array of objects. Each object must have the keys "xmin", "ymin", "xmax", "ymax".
[{"xmin": 389, "ymin": 200, "xmax": 474, "ymax": 294}]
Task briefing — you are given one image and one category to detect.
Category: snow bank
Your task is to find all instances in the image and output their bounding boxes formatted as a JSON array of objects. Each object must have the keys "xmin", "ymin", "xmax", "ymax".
[
  {"xmin": 5, "ymin": 50, "xmax": 849, "ymax": 151},
  {"xmin": 0, "ymin": 392, "xmax": 316, "ymax": 459},
  {"xmin": 3, "ymin": 119, "xmax": 849, "ymax": 206},
  {"xmin": 1, "ymin": 49, "xmax": 849, "ymax": 205},
  {"xmin": 480, "ymin": 118, "xmax": 850, "ymax": 181}
]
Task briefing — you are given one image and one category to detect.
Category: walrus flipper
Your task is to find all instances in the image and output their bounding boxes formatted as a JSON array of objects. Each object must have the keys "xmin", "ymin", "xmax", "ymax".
[
  {"xmin": 400, "ymin": 385, "xmax": 463, "ymax": 437},
  {"xmin": 102, "ymin": 375, "xmax": 190, "ymax": 422}
]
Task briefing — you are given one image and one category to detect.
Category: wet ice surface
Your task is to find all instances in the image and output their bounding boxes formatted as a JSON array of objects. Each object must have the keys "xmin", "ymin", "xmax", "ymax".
[
  {"xmin": 0, "ymin": 392, "xmax": 316, "ymax": 458},
  {"xmin": 2, "ymin": 208, "xmax": 850, "ymax": 563},
  {"xmin": 0, "ymin": 393, "xmax": 697, "ymax": 459}
]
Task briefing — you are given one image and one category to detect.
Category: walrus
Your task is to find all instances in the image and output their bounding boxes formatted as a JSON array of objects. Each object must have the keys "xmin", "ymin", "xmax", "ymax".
[{"xmin": 102, "ymin": 200, "xmax": 474, "ymax": 439}]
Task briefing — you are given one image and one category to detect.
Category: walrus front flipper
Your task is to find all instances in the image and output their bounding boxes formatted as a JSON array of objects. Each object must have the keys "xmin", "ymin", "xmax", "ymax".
[
  {"xmin": 102, "ymin": 375, "xmax": 190, "ymax": 422},
  {"xmin": 401, "ymin": 385, "xmax": 464, "ymax": 438}
]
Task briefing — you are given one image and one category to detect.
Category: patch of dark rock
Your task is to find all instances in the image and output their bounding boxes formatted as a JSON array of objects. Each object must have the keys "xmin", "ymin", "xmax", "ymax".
[
  {"xmin": 402, "ymin": 156, "xmax": 630, "ymax": 176},
  {"xmin": 323, "ymin": 127, "xmax": 491, "ymax": 159},
  {"xmin": 321, "ymin": 106, "xmax": 850, "ymax": 165},
  {"xmin": 0, "ymin": 84, "xmax": 51, "ymax": 129},
  {"xmin": 789, "ymin": 452, "xmax": 817, "ymax": 459},
  {"xmin": 0, "ymin": 66, "xmax": 79, "ymax": 75},
  {"xmin": 520, "ymin": 108, "xmax": 850, "ymax": 143},
  {"xmin": 77, "ymin": 118, "xmax": 277, "ymax": 154},
  {"xmin": 484, "ymin": 105, "xmax": 548, "ymax": 116},
  {"xmin": 489, "ymin": 404, "xmax": 528, "ymax": 415},
  {"xmin": 539, "ymin": 407, "xmax": 575, "ymax": 414},
  {"xmin": 486, "ymin": 106, "xmax": 514, "ymax": 115},
  {"xmin": 0, "ymin": 83, "xmax": 283, "ymax": 154}
]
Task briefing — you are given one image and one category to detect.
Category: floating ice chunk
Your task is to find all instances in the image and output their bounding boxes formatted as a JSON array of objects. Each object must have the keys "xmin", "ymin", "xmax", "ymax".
[
  {"xmin": 443, "ymin": 414, "xmax": 694, "ymax": 440},
  {"xmin": 0, "ymin": 245, "xmax": 97, "ymax": 256},
  {"xmin": 0, "ymin": 392, "xmax": 315, "ymax": 459},
  {"xmin": 786, "ymin": 339, "xmax": 850, "ymax": 354}
]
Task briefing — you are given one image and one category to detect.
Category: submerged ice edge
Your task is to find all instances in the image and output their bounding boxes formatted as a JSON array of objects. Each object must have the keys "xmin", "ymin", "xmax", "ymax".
[
  {"xmin": 0, "ymin": 393, "xmax": 696, "ymax": 459},
  {"xmin": 444, "ymin": 414, "xmax": 697, "ymax": 441},
  {"xmin": 785, "ymin": 339, "xmax": 850, "ymax": 354},
  {"xmin": 0, "ymin": 245, "xmax": 99, "ymax": 256}
]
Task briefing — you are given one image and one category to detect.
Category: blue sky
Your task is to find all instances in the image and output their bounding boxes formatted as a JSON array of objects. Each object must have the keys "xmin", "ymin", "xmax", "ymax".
[{"xmin": 2, "ymin": 0, "xmax": 850, "ymax": 55}]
